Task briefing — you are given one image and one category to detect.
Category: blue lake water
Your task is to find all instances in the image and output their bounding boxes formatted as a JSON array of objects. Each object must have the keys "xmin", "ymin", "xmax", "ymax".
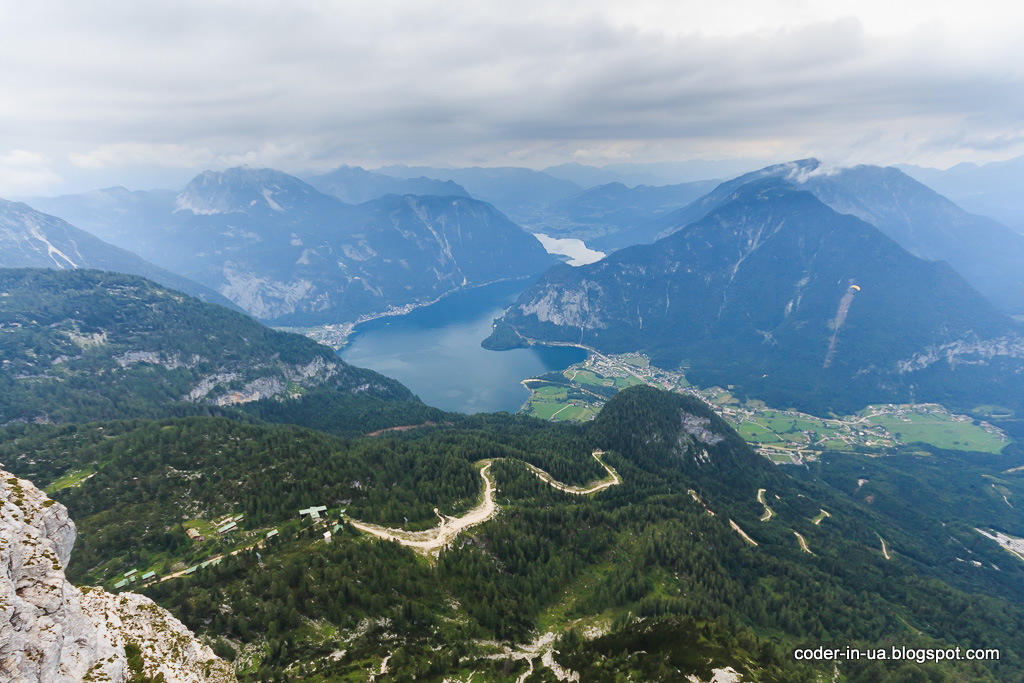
[{"xmin": 339, "ymin": 280, "xmax": 587, "ymax": 414}]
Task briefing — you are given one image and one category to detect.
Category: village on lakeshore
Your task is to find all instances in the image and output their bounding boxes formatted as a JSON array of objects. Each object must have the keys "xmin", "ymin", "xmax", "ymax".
[{"xmin": 522, "ymin": 352, "xmax": 1011, "ymax": 462}]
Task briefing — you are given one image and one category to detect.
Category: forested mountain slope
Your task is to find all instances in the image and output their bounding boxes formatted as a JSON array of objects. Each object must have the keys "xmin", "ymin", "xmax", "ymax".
[
  {"xmin": 6, "ymin": 386, "xmax": 1024, "ymax": 682},
  {"xmin": 0, "ymin": 268, "xmax": 419, "ymax": 428}
]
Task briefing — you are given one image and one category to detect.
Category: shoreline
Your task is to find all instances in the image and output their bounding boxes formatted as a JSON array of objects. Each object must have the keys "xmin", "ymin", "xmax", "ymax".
[{"xmin": 277, "ymin": 276, "xmax": 533, "ymax": 350}]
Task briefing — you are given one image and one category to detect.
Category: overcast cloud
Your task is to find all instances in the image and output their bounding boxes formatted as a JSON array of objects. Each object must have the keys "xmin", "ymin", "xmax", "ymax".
[{"xmin": 2, "ymin": 0, "xmax": 1023, "ymax": 194}]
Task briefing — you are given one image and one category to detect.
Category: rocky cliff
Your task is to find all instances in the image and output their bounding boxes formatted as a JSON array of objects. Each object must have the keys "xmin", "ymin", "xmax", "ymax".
[{"xmin": 0, "ymin": 471, "xmax": 234, "ymax": 683}]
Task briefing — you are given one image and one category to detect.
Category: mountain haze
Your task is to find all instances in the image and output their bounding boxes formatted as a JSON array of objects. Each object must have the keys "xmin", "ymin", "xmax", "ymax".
[
  {"xmin": 0, "ymin": 198, "xmax": 234, "ymax": 308},
  {"xmin": 537, "ymin": 179, "xmax": 718, "ymax": 250},
  {"xmin": 375, "ymin": 164, "xmax": 584, "ymax": 225},
  {"xmin": 24, "ymin": 167, "xmax": 557, "ymax": 324},
  {"xmin": 21, "ymin": 186, "xmax": 179, "ymax": 247},
  {"xmin": 901, "ymin": 154, "xmax": 1024, "ymax": 233},
  {"xmin": 303, "ymin": 165, "xmax": 470, "ymax": 204}
]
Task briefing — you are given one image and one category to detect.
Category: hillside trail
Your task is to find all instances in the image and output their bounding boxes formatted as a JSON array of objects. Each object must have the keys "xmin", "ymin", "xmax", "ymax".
[{"xmin": 347, "ymin": 450, "xmax": 619, "ymax": 556}]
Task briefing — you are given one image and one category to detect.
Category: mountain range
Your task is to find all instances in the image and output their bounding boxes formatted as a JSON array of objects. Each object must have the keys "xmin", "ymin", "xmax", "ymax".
[
  {"xmin": 302, "ymin": 165, "xmax": 470, "ymax": 204},
  {"xmin": 0, "ymin": 198, "xmax": 233, "ymax": 308},
  {"xmin": 901, "ymin": 154, "xmax": 1024, "ymax": 233},
  {"xmin": 488, "ymin": 179, "xmax": 1024, "ymax": 426},
  {"xmin": 4, "ymin": 233, "xmax": 1024, "ymax": 680},
  {"xmin": 534, "ymin": 179, "xmax": 718, "ymax": 250},
  {"xmin": 21, "ymin": 167, "xmax": 558, "ymax": 325},
  {"xmin": 375, "ymin": 164, "xmax": 585, "ymax": 225},
  {"xmin": 654, "ymin": 159, "xmax": 1024, "ymax": 315}
]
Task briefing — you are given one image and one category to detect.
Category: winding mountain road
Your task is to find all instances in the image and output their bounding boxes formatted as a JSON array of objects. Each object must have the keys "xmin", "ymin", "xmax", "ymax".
[
  {"xmin": 348, "ymin": 451, "xmax": 620, "ymax": 555},
  {"xmin": 348, "ymin": 462, "xmax": 497, "ymax": 556}
]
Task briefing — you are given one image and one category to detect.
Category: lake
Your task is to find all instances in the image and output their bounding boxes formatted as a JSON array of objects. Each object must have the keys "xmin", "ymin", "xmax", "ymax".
[{"xmin": 339, "ymin": 280, "xmax": 587, "ymax": 414}]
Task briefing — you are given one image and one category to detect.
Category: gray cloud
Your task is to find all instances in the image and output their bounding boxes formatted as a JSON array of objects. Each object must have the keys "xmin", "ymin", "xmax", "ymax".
[{"xmin": 2, "ymin": 1, "xmax": 1023, "ymax": 193}]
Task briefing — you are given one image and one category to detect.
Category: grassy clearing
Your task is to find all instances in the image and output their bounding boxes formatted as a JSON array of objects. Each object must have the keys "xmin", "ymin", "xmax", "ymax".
[
  {"xmin": 526, "ymin": 386, "xmax": 598, "ymax": 422},
  {"xmin": 45, "ymin": 467, "xmax": 96, "ymax": 494},
  {"xmin": 735, "ymin": 422, "xmax": 782, "ymax": 443},
  {"xmin": 551, "ymin": 404, "xmax": 598, "ymax": 421},
  {"xmin": 866, "ymin": 410, "xmax": 1007, "ymax": 453},
  {"xmin": 530, "ymin": 403, "xmax": 565, "ymax": 420},
  {"xmin": 538, "ymin": 559, "xmax": 616, "ymax": 633},
  {"xmin": 534, "ymin": 385, "xmax": 567, "ymax": 400},
  {"xmin": 810, "ymin": 510, "xmax": 831, "ymax": 525},
  {"xmin": 972, "ymin": 404, "xmax": 1015, "ymax": 419},
  {"xmin": 573, "ymin": 369, "xmax": 616, "ymax": 387},
  {"xmin": 184, "ymin": 518, "xmax": 221, "ymax": 539}
]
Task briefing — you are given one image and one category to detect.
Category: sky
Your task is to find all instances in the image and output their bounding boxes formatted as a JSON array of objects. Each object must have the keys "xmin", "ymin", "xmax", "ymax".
[{"xmin": 2, "ymin": 0, "xmax": 1024, "ymax": 195}]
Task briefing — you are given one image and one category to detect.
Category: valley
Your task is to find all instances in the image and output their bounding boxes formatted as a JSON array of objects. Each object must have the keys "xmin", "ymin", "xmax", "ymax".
[{"xmin": 523, "ymin": 352, "xmax": 1011, "ymax": 459}]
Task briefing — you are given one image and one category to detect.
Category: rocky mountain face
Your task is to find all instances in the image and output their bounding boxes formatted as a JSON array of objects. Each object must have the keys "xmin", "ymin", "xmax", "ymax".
[
  {"xmin": 0, "ymin": 199, "xmax": 233, "ymax": 308},
  {"xmin": 490, "ymin": 180, "xmax": 1024, "ymax": 417},
  {"xmin": 657, "ymin": 159, "xmax": 1024, "ymax": 314},
  {"xmin": 23, "ymin": 168, "xmax": 556, "ymax": 324},
  {"xmin": 0, "ymin": 471, "xmax": 234, "ymax": 683}
]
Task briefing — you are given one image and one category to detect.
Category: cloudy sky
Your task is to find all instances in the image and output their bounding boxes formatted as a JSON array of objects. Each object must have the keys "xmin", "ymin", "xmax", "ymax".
[{"xmin": 2, "ymin": 0, "xmax": 1023, "ymax": 194}]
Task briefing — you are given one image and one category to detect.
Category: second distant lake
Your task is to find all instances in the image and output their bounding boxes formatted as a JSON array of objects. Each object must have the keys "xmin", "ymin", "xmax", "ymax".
[{"xmin": 339, "ymin": 280, "xmax": 587, "ymax": 414}]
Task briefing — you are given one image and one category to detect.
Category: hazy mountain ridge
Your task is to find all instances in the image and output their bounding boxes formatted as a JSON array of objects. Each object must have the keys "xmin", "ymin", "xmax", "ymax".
[
  {"xmin": 491, "ymin": 180, "xmax": 1024, "ymax": 419},
  {"xmin": 655, "ymin": 158, "xmax": 1024, "ymax": 313},
  {"xmin": 0, "ymin": 198, "xmax": 235, "ymax": 308},
  {"xmin": 303, "ymin": 164, "xmax": 470, "ymax": 203},
  {"xmin": 900, "ymin": 154, "xmax": 1024, "ymax": 233},
  {"xmin": 19, "ymin": 186, "xmax": 179, "ymax": 247},
  {"xmin": 22, "ymin": 168, "xmax": 557, "ymax": 325},
  {"xmin": 535, "ymin": 179, "xmax": 719, "ymax": 250},
  {"xmin": 375, "ymin": 164, "xmax": 585, "ymax": 225},
  {"xmin": 373, "ymin": 164, "xmax": 723, "ymax": 250}
]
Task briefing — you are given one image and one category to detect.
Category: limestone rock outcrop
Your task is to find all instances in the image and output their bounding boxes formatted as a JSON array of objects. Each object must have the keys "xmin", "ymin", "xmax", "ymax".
[{"xmin": 1, "ymin": 471, "xmax": 234, "ymax": 683}]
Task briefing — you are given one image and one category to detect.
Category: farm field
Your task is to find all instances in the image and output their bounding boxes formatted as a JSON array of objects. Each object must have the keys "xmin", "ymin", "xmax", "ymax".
[{"xmin": 862, "ymin": 406, "xmax": 1009, "ymax": 453}]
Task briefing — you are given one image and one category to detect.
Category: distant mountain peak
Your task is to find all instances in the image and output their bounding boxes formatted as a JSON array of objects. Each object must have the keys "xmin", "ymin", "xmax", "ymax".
[{"xmin": 175, "ymin": 167, "xmax": 323, "ymax": 216}]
